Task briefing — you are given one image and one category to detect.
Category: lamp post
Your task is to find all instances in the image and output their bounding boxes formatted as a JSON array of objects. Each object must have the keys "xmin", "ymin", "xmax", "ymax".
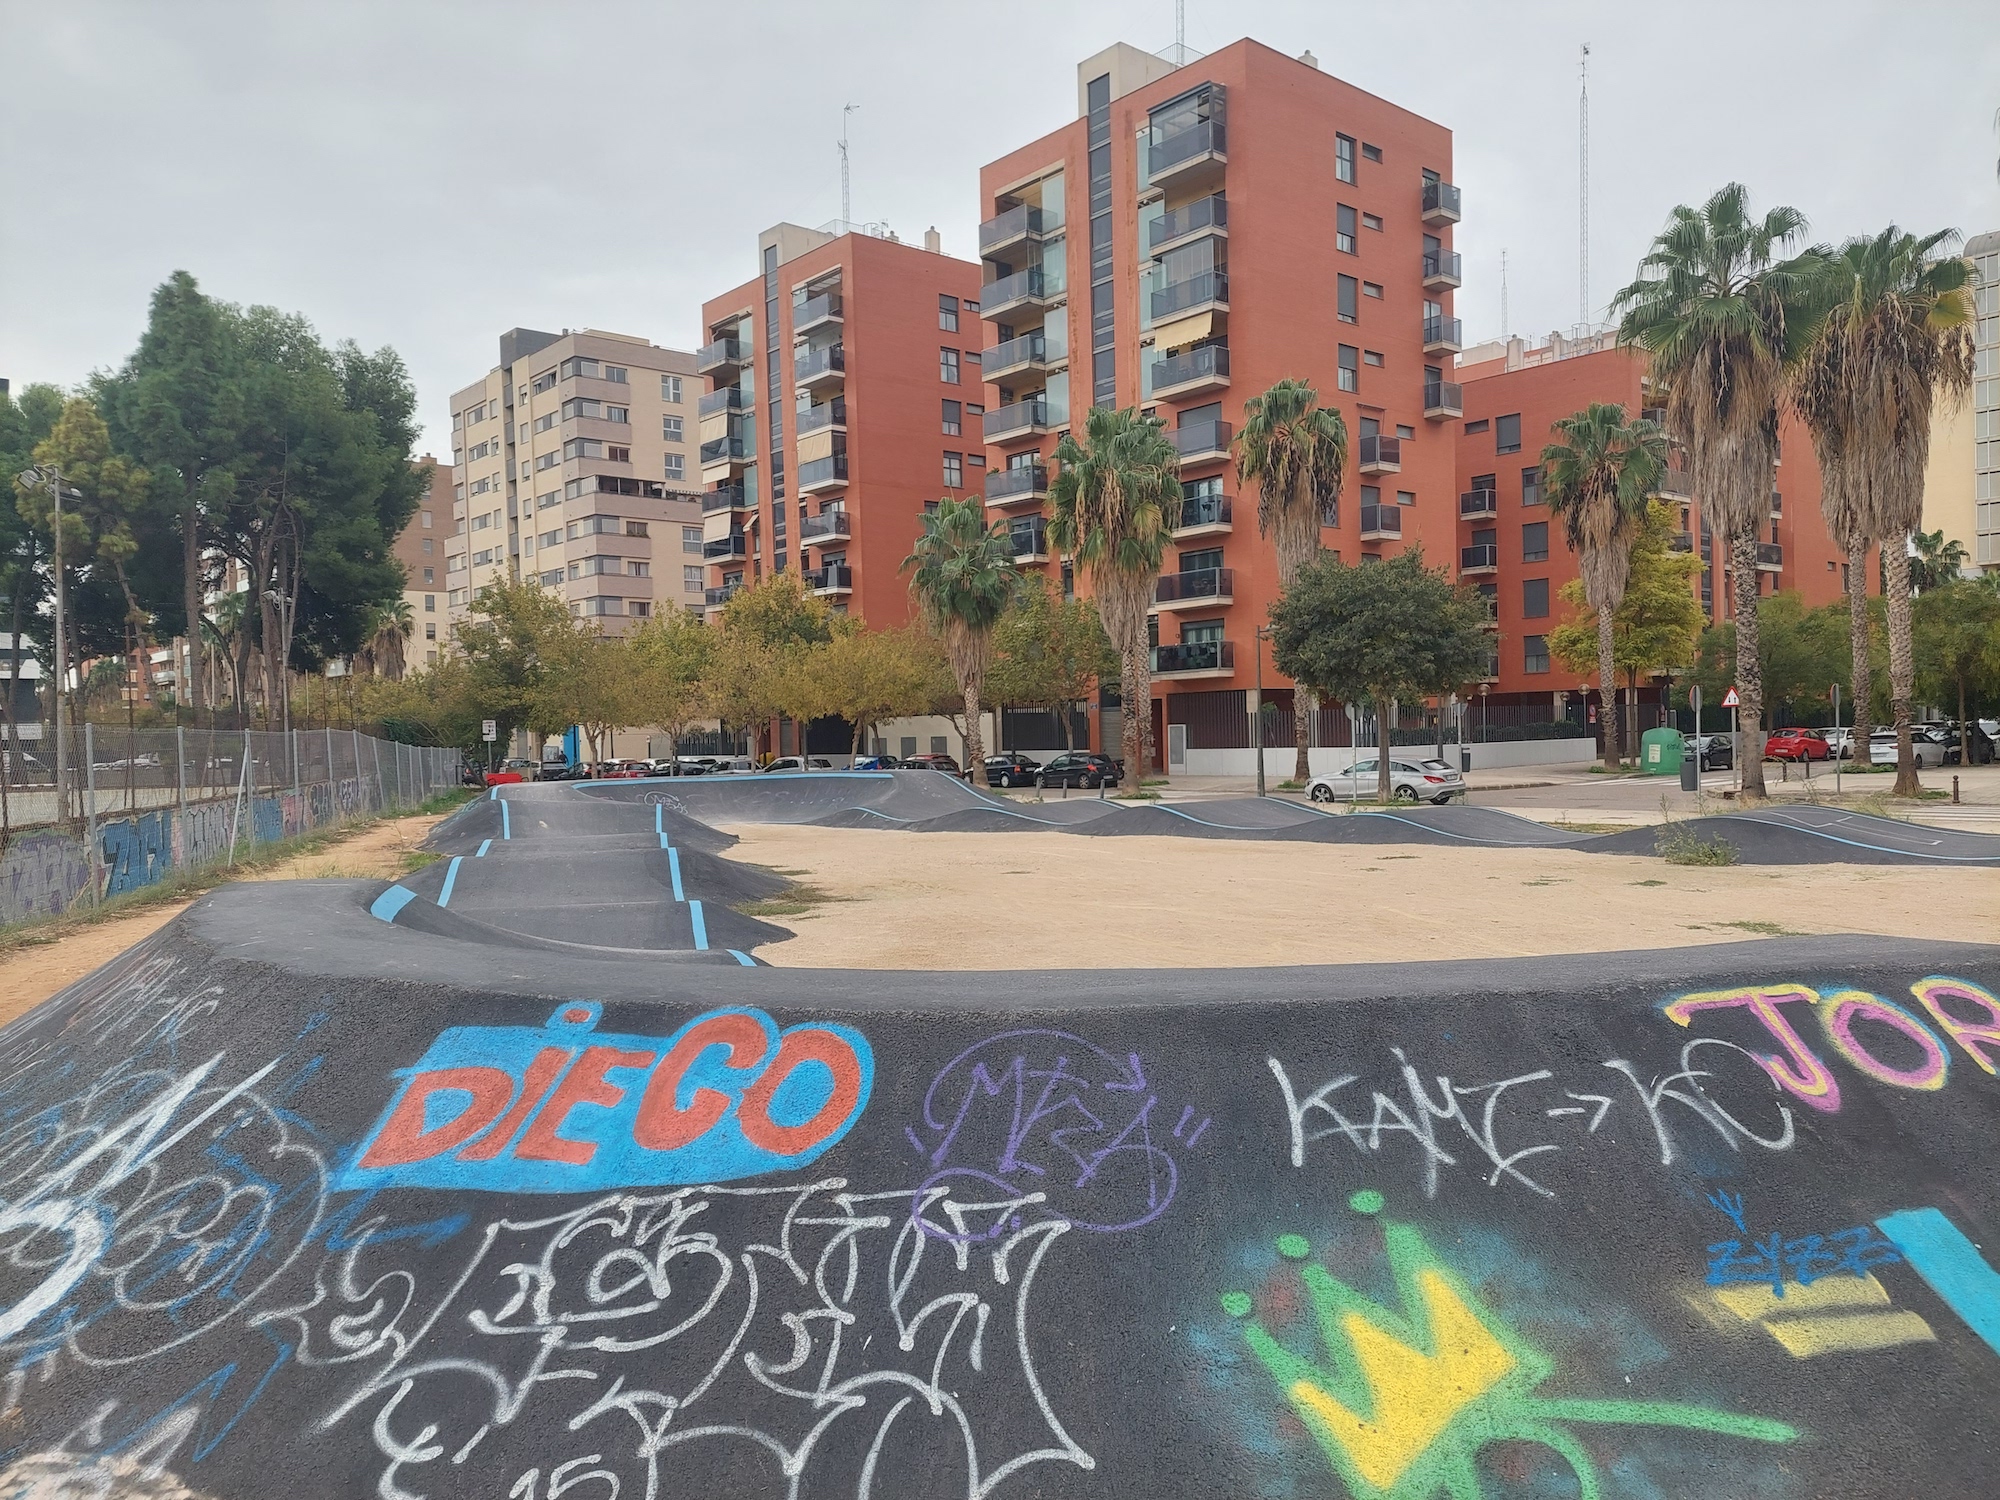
[
  {"xmin": 1252, "ymin": 625, "xmax": 1271, "ymax": 797},
  {"xmin": 18, "ymin": 465, "xmax": 74, "ymax": 822}
]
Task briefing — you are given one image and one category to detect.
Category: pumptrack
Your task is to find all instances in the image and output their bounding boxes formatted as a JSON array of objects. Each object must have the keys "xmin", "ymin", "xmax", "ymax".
[{"xmin": 4, "ymin": 771, "xmax": 2000, "ymax": 1498}]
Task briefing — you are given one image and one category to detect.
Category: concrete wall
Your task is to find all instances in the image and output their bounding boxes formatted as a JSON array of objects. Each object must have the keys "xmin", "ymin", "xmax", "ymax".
[{"xmin": 1183, "ymin": 737, "xmax": 1598, "ymax": 776}]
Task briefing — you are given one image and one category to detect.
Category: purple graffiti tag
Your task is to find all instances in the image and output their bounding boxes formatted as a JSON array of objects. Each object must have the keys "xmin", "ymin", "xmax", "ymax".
[{"xmin": 910, "ymin": 1029, "xmax": 1203, "ymax": 1241}]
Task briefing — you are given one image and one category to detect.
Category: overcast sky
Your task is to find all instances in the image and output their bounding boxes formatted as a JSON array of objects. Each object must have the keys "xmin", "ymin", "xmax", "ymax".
[{"xmin": 4, "ymin": 0, "xmax": 1996, "ymax": 458}]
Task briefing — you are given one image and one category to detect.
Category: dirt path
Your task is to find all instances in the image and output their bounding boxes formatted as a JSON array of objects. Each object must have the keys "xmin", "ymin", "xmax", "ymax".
[
  {"xmin": 720, "ymin": 823, "xmax": 2000, "ymax": 969},
  {"xmin": 0, "ymin": 811, "xmax": 453, "ymax": 1027}
]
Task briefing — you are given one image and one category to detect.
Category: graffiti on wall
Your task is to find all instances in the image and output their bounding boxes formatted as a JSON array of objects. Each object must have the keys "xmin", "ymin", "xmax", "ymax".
[
  {"xmin": 102, "ymin": 810, "xmax": 172, "ymax": 897},
  {"xmin": 0, "ymin": 827, "xmax": 92, "ymax": 924},
  {"xmin": 338, "ymin": 1001, "xmax": 874, "ymax": 1192}
]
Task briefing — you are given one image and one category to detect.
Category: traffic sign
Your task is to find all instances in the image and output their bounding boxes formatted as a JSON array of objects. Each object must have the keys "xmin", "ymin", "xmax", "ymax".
[
  {"xmin": 481, "ymin": 719, "xmax": 497, "ymax": 742},
  {"xmin": 1721, "ymin": 687, "xmax": 1740, "ymax": 709}
]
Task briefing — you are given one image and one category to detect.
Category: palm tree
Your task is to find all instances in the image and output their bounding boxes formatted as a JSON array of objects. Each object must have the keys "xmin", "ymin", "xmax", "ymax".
[
  {"xmin": 1613, "ymin": 184, "xmax": 1827, "ymax": 799},
  {"xmin": 1048, "ymin": 407, "xmax": 1182, "ymax": 783},
  {"xmin": 1790, "ymin": 227, "xmax": 1975, "ymax": 794},
  {"xmin": 903, "ymin": 496, "xmax": 1018, "ymax": 787},
  {"xmin": 1234, "ymin": 378, "xmax": 1348, "ymax": 782},
  {"xmin": 1910, "ymin": 529, "xmax": 1971, "ymax": 593},
  {"xmin": 362, "ymin": 598, "xmax": 415, "ymax": 681},
  {"xmin": 1541, "ymin": 404, "xmax": 1670, "ymax": 771}
]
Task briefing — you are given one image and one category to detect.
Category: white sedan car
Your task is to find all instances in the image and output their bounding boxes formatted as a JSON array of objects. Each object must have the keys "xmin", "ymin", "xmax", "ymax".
[
  {"xmin": 1868, "ymin": 730, "xmax": 1946, "ymax": 768},
  {"xmin": 1307, "ymin": 756, "xmax": 1467, "ymax": 805}
]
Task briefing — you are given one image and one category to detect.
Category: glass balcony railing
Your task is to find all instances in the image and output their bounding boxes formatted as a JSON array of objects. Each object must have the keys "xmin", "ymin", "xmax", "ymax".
[
  {"xmin": 1359, "ymin": 504, "xmax": 1402, "ymax": 537},
  {"xmin": 800, "ymin": 509, "xmax": 851, "ymax": 543},
  {"xmin": 1176, "ymin": 493, "xmax": 1231, "ymax": 530},
  {"xmin": 1421, "ymin": 250, "xmax": 1463, "ymax": 283},
  {"xmin": 807, "ymin": 563, "xmax": 853, "ymax": 593},
  {"xmin": 794, "ymin": 344, "xmax": 846, "ymax": 382},
  {"xmin": 1151, "ymin": 639, "xmax": 1233, "ymax": 674},
  {"xmin": 701, "ymin": 484, "xmax": 748, "ymax": 513},
  {"xmin": 1170, "ymin": 418, "xmax": 1232, "ymax": 460},
  {"xmin": 1459, "ymin": 489, "xmax": 1498, "ymax": 519},
  {"xmin": 795, "ymin": 398, "xmax": 847, "ymax": 435},
  {"xmin": 1423, "ymin": 316, "xmax": 1464, "ymax": 348},
  {"xmin": 795, "ymin": 293, "xmax": 842, "ymax": 328},
  {"xmin": 1424, "ymin": 380, "xmax": 1464, "ymax": 413},
  {"xmin": 699, "ymin": 434, "xmax": 749, "ymax": 465},
  {"xmin": 703, "ymin": 533, "xmax": 748, "ymax": 561},
  {"xmin": 1150, "ymin": 119, "xmax": 1225, "ymax": 178},
  {"xmin": 1009, "ymin": 517, "xmax": 1049, "ymax": 558},
  {"xmin": 696, "ymin": 336, "xmax": 746, "ymax": 373},
  {"xmin": 1150, "ymin": 193, "xmax": 1227, "ymax": 249},
  {"xmin": 1152, "ymin": 271, "xmax": 1229, "ymax": 321},
  {"xmin": 704, "ymin": 584, "xmax": 741, "ymax": 607},
  {"xmin": 1154, "ymin": 567, "xmax": 1232, "ymax": 604},
  {"xmin": 981, "ymin": 332, "xmax": 1048, "ymax": 374},
  {"xmin": 1757, "ymin": 542, "xmax": 1783, "ymax": 568},
  {"xmin": 1656, "ymin": 469, "xmax": 1694, "ymax": 498},
  {"xmin": 981, "ymin": 267, "xmax": 1047, "ymax": 309},
  {"xmin": 1358, "ymin": 434, "xmax": 1401, "ymax": 469},
  {"xmin": 1670, "ymin": 532, "xmax": 1695, "ymax": 553},
  {"xmin": 797, "ymin": 453, "xmax": 849, "ymax": 489},
  {"xmin": 1422, "ymin": 180, "xmax": 1462, "ymax": 220},
  {"xmin": 698, "ymin": 386, "xmax": 748, "ymax": 418},
  {"xmin": 1154, "ymin": 343, "xmax": 1230, "ymax": 391},
  {"xmin": 983, "ymin": 400, "xmax": 1049, "ymax": 440},
  {"xmin": 985, "ymin": 464, "xmax": 1049, "ymax": 503},
  {"xmin": 978, "ymin": 203, "xmax": 1049, "ymax": 255},
  {"xmin": 1460, "ymin": 544, "xmax": 1499, "ymax": 571}
]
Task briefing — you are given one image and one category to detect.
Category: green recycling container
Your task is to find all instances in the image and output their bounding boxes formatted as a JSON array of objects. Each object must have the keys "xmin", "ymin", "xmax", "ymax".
[{"xmin": 1640, "ymin": 726, "xmax": 1684, "ymax": 775}]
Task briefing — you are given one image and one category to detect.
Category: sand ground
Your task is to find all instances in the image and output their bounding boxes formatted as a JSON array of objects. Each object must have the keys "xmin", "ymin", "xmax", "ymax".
[{"xmin": 719, "ymin": 823, "xmax": 2000, "ymax": 969}]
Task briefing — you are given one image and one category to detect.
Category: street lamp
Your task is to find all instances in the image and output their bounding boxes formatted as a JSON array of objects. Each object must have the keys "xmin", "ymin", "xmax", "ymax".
[
  {"xmin": 17, "ymin": 465, "xmax": 76, "ymax": 822},
  {"xmin": 1252, "ymin": 624, "xmax": 1274, "ymax": 797}
]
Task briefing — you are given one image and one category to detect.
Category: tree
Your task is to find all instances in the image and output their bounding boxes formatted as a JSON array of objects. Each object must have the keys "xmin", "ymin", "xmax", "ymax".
[
  {"xmin": 1910, "ymin": 529, "xmax": 1970, "ymax": 593},
  {"xmin": 452, "ymin": 579, "xmax": 574, "ymax": 759},
  {"xmin": 717, "ymin": 572, "xmax": 838, "ymax": 759},
  {"xmin": 1914, "ymin": 577, "xmax": 2000, "ymax": 765},
  {"xmin": 539, "ymin": 627, "xmax": 636, "ymax": 765},
  {"xmin": 1613, "ymin": 183, "xmax": 1828, "ymax": 798},
  {"xmin": 627, "ymin": 608, "xmax": 716, "ymax": 763},
  {"xmin": 1047, "ymin": 407, "xmax": 1182, "ymax": 781},
  {"xmin": 0, "ymin": 385, "xmax": 63, "ymax": 768},
  {"xmin": 1691, "ymin": 593, "xmax": 1855, "ymax": 729},
  {"xmin": 988, "ymin": 576, "xmax": 1116, "ymax": 751},
  {"xmin": 1268, "ymin": 549, "xmax": 1489, "ymax": 803},
  {"xmin": 795, "ymin": 624, "xmax": 935, "ymax": 758},
  {"xmin": 1786, "ymin": 226, "xmax": 1975, "ymax": 795},
  {"xmin": 1235, "ymin": 379, "xmax": 1348, "ymax": 780},
  {"xmin": 1540, "ymin": 403, "xmax": 1670, "ymax": 768},
  {"xmin": 357, "ymin": 598, "xmax": 414, "ymax": 681},
  {"xmin": 903, "ymin": 496, "xmax": 1018, "ymax": 785}
]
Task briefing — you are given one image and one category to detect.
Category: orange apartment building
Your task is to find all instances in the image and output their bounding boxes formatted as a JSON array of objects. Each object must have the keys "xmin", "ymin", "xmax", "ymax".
[
  {"xmin": 976, "ymin": 39, "xmax": 1463, "ymax": 766},
  {"xmin": 391, "ymin": 458, "xmax": 454, "ymax": 671},
  {"xmin": 697, "ymin": 223, "xmax": 984, "ymax": 625},
  {"xmin": 1454, "ymin": 331, "xmax": 1862, "ymax": 733}
]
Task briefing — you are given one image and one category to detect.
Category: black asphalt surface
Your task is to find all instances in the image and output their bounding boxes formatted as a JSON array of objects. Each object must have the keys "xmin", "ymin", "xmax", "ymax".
[{"xmin": 4, "ymin": 772, "xmax": 2000, "ymax": 1497}]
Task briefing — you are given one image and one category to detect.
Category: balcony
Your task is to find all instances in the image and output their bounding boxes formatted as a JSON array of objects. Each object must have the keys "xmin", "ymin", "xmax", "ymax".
[
  {"xmin": 798, "ymin": 452, "xmax": 849, "ymax": 494},
  {"xmin": 699, "ymin": 433, "xmax": 750, "ymax": 478},
  {"xmin": 1757, "ymin": 542, "xmax": 1783, "ymax": 572},
  {"xmin": 703, "ymin": 533, "xmax": 748, "ymax": 561},
  {"xmin": 1173, "ymin": 493, "xmax": 1232, "ymax": 538},
  {"xmin": 1358, "ymin": 434, "xmax": 1401, "ymax": 475},
  {"xmin": 1459, "ymin": 489, "xmax": 1498, "ymax": 521},
  {"xmin": 1641, "ymin": 406, "xmax": 1668, "ymax": 427},
  {"xmin": 1151, "ymin": 639, "xmax": 1235, "ymax": 679},
  {"xmin": 984, "ymin": 464, "xmax": 1049, "ymax": 508},
  {"xmin": 1150, "ymin": 193, "xmax": 1228, "ymax": 255},
  {"xmin": 800, "ymin": 509, "xmax": 852, "ymax": 544},
  {"xmin": 795, "ymin": 398, "xmax": 847, "ymax": 436},
  {"xmin": 1170, "ymin": 418, "xmax": 1232, "ymax": 466},
  {"xmin": 794, "ymin": 344, "xmax": 846, "ymax": 393},
  {"xmin": 794, "ymin": 293, "xmax": 843, "ymax": 335},
  {"xmin": 1153, "ymin": 566, "xmax": 1233, "ymax": 611},
  {"xmin": 807, "ymin": 563, "xmax": 853, "ymax": 596},
  {"xmin": 979, "ymin": 203, "xmax": 1050, "ymax": 260},
  {"xmin": 701, "ymin": 483, "xmax": 750, "ymax": 514},
  {"xmin": 1669, "ymin": 531, "xmax": 1695, "ymax": 553},
  {"xmin": 981, "ymin": 332, "xmax": 1051, "ymax": 385},
  {"xmin": 1151, "ymin": 271, "xmax": 1229, "ymax": 322},
  {"xmin": 704, "ymin": 584, "xmax": 741, "ymax": 608},
  {"xmin": 983, "ymin": 398, "xmax": 1050, "ymax": 444},
  {"xmin": 1421, "ymin": 250, "xmax": 1463, "ymax": 289},
  {"xmin": 1423, "ymin": 316, "xmax": 1464, "ymax": 354},
  {"xmin": 1424, "ymin": 380, "xmax": 1464, "ymax": 420},
  {"xmin": 1422, "ymin": 179, "xmax": 1462, "ymax": 225},
  {"xmin": 1655, "ymin": 469, "xmax": 1694, "ymax": 499},
  {"xmin": 1009, "ymin": 517, "xmax": 1049, "ymax": 563},
  {"xmin": 1771, "ymin": 491, "xmax": 1783, "ymax": 517},
  {"xmin": 698, "ymin": 386, "xmax": 749, "ymax": 419},
  {"xmin": 1149, "ymin": 120, "xmax": 1227, "ymax": 195},
  {"xmin": 696, "ymin": 336, "xmax": 748, "ymax": 378},
  {"xmin": 980, "ymin": 267, "xmax": 1053, "ymax": 321},
  {"xmin": 1460, "ymin": 544, "xmax": 1499, "ymax": 575},
  {"xmin": 1152, "ymin": 343, "xmax": 1231, "ymax": 400},
  {"xmin": 1359, "ymin": 504, "xmax": 1402, "ymax": 541}
]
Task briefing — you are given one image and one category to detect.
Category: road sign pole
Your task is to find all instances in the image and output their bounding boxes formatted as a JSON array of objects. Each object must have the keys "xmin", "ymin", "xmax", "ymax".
[{"xmin": 1833, "ymin": 682, "xmax": 1842, "ymax": 796}]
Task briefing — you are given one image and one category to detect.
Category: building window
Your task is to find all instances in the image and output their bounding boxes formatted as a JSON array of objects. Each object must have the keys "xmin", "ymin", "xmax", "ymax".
[
  {"xmin": 422, "ymin": 567, "xmax": 434, "ymax": 583},
  {"xmin": 626, "ymin": 560, "xmax": 650, "ymax": 577},
  {"xmin": 1396, "ymin": 489, "xmax": 1415, "ymax": 506},
  {"xmin": 1524, "ymin": 635, "xmax": 1550, "ymax": 674},
  {"xmin": 1464, "ymin": 419, "xmax": 1489, "ymax": 435},
  {"xmin": 664, "ymin": 453, "xmax": 684, "ymax": 480},
  {"xmin": 539, "ymin": 569, "xmax": 562, "ymax": 587},
  {"xmin": 1362, "ymin": 281, "xmax": 1383, "ymax": 300},
  {"xmin": 661, "ymin": 374, "xmax": 682, "ymax": 403},
  {"xmin": 942, "ymin": 399, "xmax": 961, "ymax": 435},
  {"xmin": 939, "ymin": 295, "xmax": 960, "ymax": 332},
  {"xmin": 940, "ymin": 348, "xmax": 960, "ymax": 384},
  {"xmin": 423, "ymin": 594, "xmax": 435, "ymax": 612},
  {"xmin": 421, "ymin": 538, "xmax": 433, "ymax": 556},
  {"xmin": 1361, "ymin": 142, "xmax": 1383, "ymax": 162},
  {"xmin": 604, "ymin": 365, "xmax": 628, "ymax": 384},
  {"xmin": 1495, "ymin": 413, "xmax": 1522, "ymax": 454},
  {"xmin": 943, "ymin": 451, "xmax": 964, "ymax": 487},
  {"xmin": 420, "ymin": 509, "xmax": 432, "ymax": 529},
  {"xmin": 1335, "ymin": 134, "xmax": 1356, "ymax": 183},
  {"xmin": 1362, "ymin": 211, "xmax": 1383, "ymax": 232},
  {"xmin": 1364, "ymin": 350, "xmax": 1384, "ymax": 367},
  {"xmin": 1523, "ymin": 577, "xmax": 1550, "ymax": 618},
  {"xmin": 662, "ymin": 415, "xmax": 684, "ymax": 442},
  {"xmin": 1522, "ymin": 466, "xmax": 1544, "ymax": 505},
  {"xmin": 607, "ymin": 446, "xmax": 631, "ymax": 464},
  {"xmin": 1337, "ymin": 274, "xmax": 1358, "ymax": 324},
  {"xmin": 1336, "ymin": 204, "xmax": 1357, "ymax": 254},
  {"xmin": 605, "ymin": 405, "xmax": 630, "ymax": 424},
  {"xmin": 1522, "ymin": 521, "xmax": 1549, "ymax": 563},
  {"xmin": 424, "ymin": 622, "xmax": 436, "ymax": 640},
  {"xmin": 1396, "ymin": 424, "xmax": 1414, "ymax": 439},
  {"xmin": 629, "ymin": 600, "xmax": 650, "ymax": 618},
  {"xmin": 684, "ymin": 565, "xmax": 703, "ymax": 590},
  {"xmin": 472, "ymin": 513, "xmax": 490, "ymax": 531},
  {"xmin": 532, "ymin": 370, "xmax": 557, "ymax": 394},
  {"xmin": 682, "ymin": 525, "xmax": 702, "ymax": 553},
  {"xmin": 1337, "ymin": 345, "xmax": 1359, "ymax": 393}
]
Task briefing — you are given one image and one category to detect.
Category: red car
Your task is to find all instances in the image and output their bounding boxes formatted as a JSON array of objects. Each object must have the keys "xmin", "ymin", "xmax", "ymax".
[
  {"xmin": 483, "ymin": 768, "xmax": 525, "ymax": 785},
  {"xmin": 1764, "ymin": 728, "xmax": 1831, "ymax": 762}
]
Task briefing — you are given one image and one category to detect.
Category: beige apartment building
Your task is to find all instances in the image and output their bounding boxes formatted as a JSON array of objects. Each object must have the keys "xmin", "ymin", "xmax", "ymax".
[
  {"xmin": 1923, "ymin": 230, "xmax": 1998, "ymax": 572},
  {"xmin": 446, "ymin": 328, "xmax": 706, "ymax": 634}
]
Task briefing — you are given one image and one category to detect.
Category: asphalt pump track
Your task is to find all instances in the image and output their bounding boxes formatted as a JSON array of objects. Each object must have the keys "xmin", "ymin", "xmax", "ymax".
[{"xmin": 2, "ymin": 771, "xmax": 1999, "ymax": 1497}]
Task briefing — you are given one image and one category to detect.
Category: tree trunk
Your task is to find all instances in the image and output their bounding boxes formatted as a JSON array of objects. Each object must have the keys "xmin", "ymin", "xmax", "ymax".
[
  {"xmin": 1596, "ymin": 602, "xmax": 1619, "ymax": 772},
  {"xmin": 1883, "ymin": 539, "xmax": 1920, "ymax": 796},
  {"xmin": 1120, "ymin": 634, "xmax": 1148, "ymax": 793},
  {"xmin": 1732, "ymin": 533, "xmax": 1767, "ymax": 798},
  {"xmin": 1293, "ymin": 687, "xmax": 1314, "ymax": 784},
  {"xmin": 1375, "ymin": 696, "xmax": 1394, "ymax": 803},
  {"xmin": 962, "ymin": 681, "xmax": 986, "ymax": 784},
  {"xmin": 1961, "ymin": 676, "xmax": 1971, "ymax": 770},
  {"xmin": 1847, "ymin": 534, "xmax": 1873, "ymax": 767},
  {"xmin": 182, "ymin": 498, "xmax": 204, "ymax": 720}
]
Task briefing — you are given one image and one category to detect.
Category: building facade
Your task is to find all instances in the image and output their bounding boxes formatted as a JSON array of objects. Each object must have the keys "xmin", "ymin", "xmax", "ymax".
[
  {"xmin": 1923, "ymin": 229, "xmax": 1998, "ymax": 571},
  {"xmin": 697, "ymin": 223, "xmax": 984, "ymax": 625},
  {"xmin": 447, "ymin": 329, "xmax": 705, "ymax": 635},
  {"xmin": 390, "ymin": 458, "xmax": 452, "ymax": 670},
  {"xmin": 976, "ymin": 39, "xmax": 1461, "ymax": 763}
]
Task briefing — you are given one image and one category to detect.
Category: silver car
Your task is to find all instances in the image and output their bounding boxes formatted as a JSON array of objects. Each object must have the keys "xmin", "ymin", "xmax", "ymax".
[
  {"xmin": 1307, "ymin": 756, "xmax": 1467, "ymax": 805},
  {"xmin": 1868, "ymin": 730, "xmax": 1946, "ymax": 768}
]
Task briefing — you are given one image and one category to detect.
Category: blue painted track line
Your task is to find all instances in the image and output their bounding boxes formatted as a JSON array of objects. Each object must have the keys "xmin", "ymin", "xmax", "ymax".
[
  {"xmin": 369, "ymin": 885, "xmax": 417, "ymax": 922},
  {"xmin": 668, "ymin": 846, "xmax": 684, "ymax": 901},
  {"xmin": 688, "ymin": 899, "xmax": 708, "ymax": 950},
  {"xmin": 655, "ymin": 803, "xmax": 663, "ymax": 834},
  {"xmin": 501, "ymin": 800, "xmax": 511, "ymax": 839},
  {"xmin": 1729, "ymin": 814, "xmax": 2000, "ymax": 863},
  {"xmin": 1155, "ymin": 804, "xmax": 1284, "ymax": 832},
  {"xmin": 727, "ymin": 949, "xmax": 756, "ymax": 967},
  {"xmin": 488, "ymin": 786, "xmax": 498, "ymax": 800},
  {"xmin": 437, "ymin": 856, "xmax": 464, "ymax": 907},
  {"xmin": 476, "ymin": 839, "xmax": 492, "ymax": 857}
]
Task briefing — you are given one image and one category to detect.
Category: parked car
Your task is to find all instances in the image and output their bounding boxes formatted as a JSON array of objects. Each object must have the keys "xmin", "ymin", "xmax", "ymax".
[
  {"xmin": 499, "ymin": 757, "xmax": 540, "ymax": 781},
  {"xmin": 1821, "ymin": 728, "xmax": 1855, "ymax": 760},
  {"xmin": 1035, "ymin": 752, "xmax": 1121, "ymax": 790},
  {"xmin": 483, "ymin": 767, "xmax": 525, "ymax": 786},
  {"xmin": 709, "ymin": 757, "xmax": 757, "ymax": 774},
  {"xmin": 760, "ymin": 756, "xmax": 834, "ymax": 773},
  {"xmin": 983, "ymin": 752, "xmax": 1042, "ymax": 787},
  {"xmin": 852, "ymin": 754, "xmax": 900, "ymax": 770},
  {"xmin": 904, "ymin": 753, "xmax": 964, "ymax": 775},
  {"xmin": 540, "ymin": 760, "xmax": 589, "ymax": 781},
  {"xmin": 1307, "ymin": 757, "xmax": 1467, "ymax": 805},
  {"xmin": 1684, "ymin": 734, "xmax": 1734, "ymax": 771},
  {"xmin": 1763, "ymin": 728, "xmax": 1831, "ymax": 762},
  {"xmin": 1925, "ymin": 722, "xmax": 1996, "ymax": 765},
  {"xmin": 1869, "ymin": 729, "xmax": 1946, "ymax": 768}
]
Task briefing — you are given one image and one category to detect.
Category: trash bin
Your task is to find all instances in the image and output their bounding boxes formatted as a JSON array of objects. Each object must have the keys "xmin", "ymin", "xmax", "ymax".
[
  {"xmin": 1641, "ymin": 726, "xmax": 1684, "ymax": 777},
  {"xmin": 1460, "ymin": 747, "xmax": 1472, "ymax": 773}
]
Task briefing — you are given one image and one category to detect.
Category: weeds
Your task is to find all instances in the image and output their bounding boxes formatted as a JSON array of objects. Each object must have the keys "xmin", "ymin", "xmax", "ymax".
[
  {"xmin": 1657, "ymin": 821, "xmax": 1738, "ymax": 866},
  {"xmin": 1547, "ymin": 820, "xmax": 1624, "ymax": 834},
  {"xmin": 735, "ymin": 882, "xmax": 845, "ymax": 919}
]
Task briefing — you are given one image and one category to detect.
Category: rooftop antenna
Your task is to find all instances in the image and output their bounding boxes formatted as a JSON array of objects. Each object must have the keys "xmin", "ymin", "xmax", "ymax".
[
  {"xmin": 1501, "ymin": 248, "xmax": 1510, "ymax": 339},
  {"xmin": 1578, "ymin": 43, "xmax": 1591, "ymax": 327},
  {"xmin": 840, "ymin": 103, "xmax": 859, "ymax": 228},
  {"xmin": 1176, "ymin": 0, "xmax": 1185, "ymax": 60}
]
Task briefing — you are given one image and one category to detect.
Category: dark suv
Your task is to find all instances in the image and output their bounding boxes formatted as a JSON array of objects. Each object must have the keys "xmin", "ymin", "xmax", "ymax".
[
  {"xmin": 1037, "ymin": 752, "xmax": 1122, "ymax": 789},
  {"xmin": 983, "ymin": 752, "xmax": 1042, "ymax": 787},
  {"xmin": 904, "ymin": 753, "xmax": 962, "ymax": 775}
]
